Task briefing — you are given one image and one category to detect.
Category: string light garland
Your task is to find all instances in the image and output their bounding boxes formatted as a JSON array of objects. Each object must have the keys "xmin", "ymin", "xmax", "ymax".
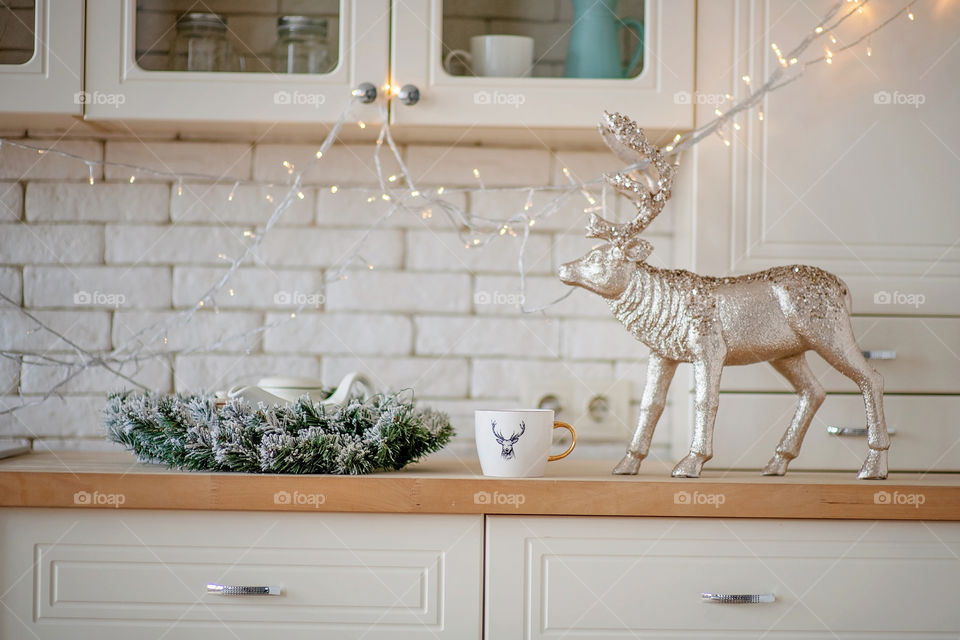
[{"xmin": 0, "ymin": 0, "xmax": 915, "ymax": 417}]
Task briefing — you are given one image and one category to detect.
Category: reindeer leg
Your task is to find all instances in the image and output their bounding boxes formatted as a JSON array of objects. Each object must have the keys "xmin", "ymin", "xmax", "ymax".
[
  {"xmin": 613, "ymin": 354, "xmax": 678, "ymax": 475},
  {"xmin": 673, "ymin": 353, "xmax": 724, "ymax": 478},
  {"xmin": 812, "ymin": 331, "xmax": 889, "ymax": 479},
  {"xmin": 762, "ymin": 353, "xmax": 825, "ymax": 476}
]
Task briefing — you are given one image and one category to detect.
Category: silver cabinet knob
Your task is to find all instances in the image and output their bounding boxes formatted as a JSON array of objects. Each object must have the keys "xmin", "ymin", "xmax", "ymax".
[
  {"xmin": 397, "ymin": 84, "xmax": 420, "ymax": 106},
  {"xmin": 702, "ymin": 592, "xmax": 775, "ymax": 604},
  {"xmin": 352, "ymin": 82, "xmax": 377, "ymax": 104}
]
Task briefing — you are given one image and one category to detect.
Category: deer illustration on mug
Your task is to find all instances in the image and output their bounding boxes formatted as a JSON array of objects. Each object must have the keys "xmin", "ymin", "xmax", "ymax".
[
  {"xmin": 492, "ymin": 420, "xmax": 526, "ymax": 460},
  {"xmin": 558, "ymin": 112, "xmax": 889, "ymax": 480}
]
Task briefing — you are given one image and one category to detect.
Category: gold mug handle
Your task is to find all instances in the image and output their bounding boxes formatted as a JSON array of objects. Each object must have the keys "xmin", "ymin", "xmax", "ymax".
[{"xmin": 547, "ymin": 422, "xmax": 577, "ymax": 461}]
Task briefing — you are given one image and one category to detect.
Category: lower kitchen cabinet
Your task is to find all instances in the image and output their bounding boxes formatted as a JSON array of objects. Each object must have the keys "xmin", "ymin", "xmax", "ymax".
[
  {"xmin": 485, "ymin": 516, "xmax": 960, "ymax": 638},
  {"xmin": 0, "ymin": 509, "xmax": 482, "ymax": 640}
]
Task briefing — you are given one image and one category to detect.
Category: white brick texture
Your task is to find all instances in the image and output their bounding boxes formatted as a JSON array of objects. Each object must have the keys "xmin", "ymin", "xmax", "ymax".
[
  {"xmin": 0, "ymin": 224, "xmax": 104, "ymax": 264},
  {"xmin": 105, "ymin": 141, "xmax": 252, "ymax": 181},
  {"xmin": 406, "ymin": 230, "xmax": 552, "ymax": 274},
  {"xmin": 21, "ymin": 356, "xmax": 172, "ymax": 394},
  {"xmin": 0, "ymin": 182, "xmax": 23, "ymax": 221},
  {"xmin": 106, "ymin": 225, "xmax": 251, "ymax": 265},
  {"xmin": 173, "ymin": 354, "xmax": 322, "ymax": 392},
  {"xmin": 264, "ymin": 312, "xmax": 412, "ymax": 355},
  {"xmin": 26, "ymin": 183, "xmax": 169, "ymax": 222},
  {"xmin": 415, "ymin": 316, "xmax": 560, "ymax": 358},
  {"xmin": 562, "ymin": 318, "xmax": 647, "ymax": 360},
  {"xmin": 0, "ymin": 395, "xmax": 108, "ymax": 437},
  {"xmin": 24, "ymin": 266, "xmax": 171, "ymax": 309},
  {"xmin": 258, "ymin": 228, "xmax": 403, "ymax": 268},
  {"xmin": 324, "ymin": 270, "xmax": 471, "ymax": 313},
  {"xmin": 0, "ymin": 140, "xmax": 103, "ymax": 181},
  {"xmin": 253, "ymin": 144, "xmax": 397, "ymax": 185},
  {"xmin": 0, "ymin": 267, "xmax": 22, "ymax": 305},
  {"xmin": 473, "ymin": 274, "xmax": 609, "ymax": 318},
  {"xmin": 170, "ymin": 183, "xmax": 315, "ymax": 225},
  {"xmin": 0, "ymin": 310, "xmax": 111, "ymax": 351},
  {"xmin": 323, "ymin": 356, "xmax": 468, "ymax": 398},
  {"xmin": 315, "ymin": 187, "xmax": 467, "ymax": 229},
  {"xmin": 470, "ymin": 358, "xmax": 614, "ymax": 399},
  {"xmin": 173, "ymin": 266, "xmax": 324, "ymax": 309},
  {"xmin": 113, "ymin": 311, "xmax": 263, "ymax": 352},
  {"xmin": 405, "ymin": 146, "xmax": 551, "ymax": 187}
]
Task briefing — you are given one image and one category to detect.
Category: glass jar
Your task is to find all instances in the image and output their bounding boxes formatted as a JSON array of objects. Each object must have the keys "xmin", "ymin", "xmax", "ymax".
[
  {"xmin": 272, "ymin": 16, "xmax": 332, "ymax": 74},
  {"xmin": 167, "ymin": 12, "xmax": 234, "ymax": 72}
]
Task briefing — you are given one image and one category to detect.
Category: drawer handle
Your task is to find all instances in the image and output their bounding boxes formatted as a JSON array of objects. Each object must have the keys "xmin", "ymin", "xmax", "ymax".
[
  {"xmin": 702, "ymin": 592, "xmax": 775, "ymax": 604},
  {"xmin": 206, "ymin": 584, "xmax": 282, "ymax": 596},
  {"xmin": 862, "ymin": 350, "xmax": 896, "ymax": 360},
  {"xmin": 827, "ymin": 426, "xmax": 897, "ymax": 437}
]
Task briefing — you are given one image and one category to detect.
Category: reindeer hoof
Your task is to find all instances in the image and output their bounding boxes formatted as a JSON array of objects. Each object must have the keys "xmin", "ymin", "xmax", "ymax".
[
  {"xmin": 672, "ymin": 453, "xmax": 709, "ymax": 478},
  {"xmin": 858, "ymin": 449, "xmax": 888, "ymax": 480},
  {"xmin": 762, "ymin": 453, "xmax": 792, "ymax": 476},
  {"xmin": 612, "ymin": 451, "xmax": 644, "ymax": 475}
]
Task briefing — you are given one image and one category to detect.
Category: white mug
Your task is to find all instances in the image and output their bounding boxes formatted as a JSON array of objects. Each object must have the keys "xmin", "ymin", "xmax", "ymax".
[
  {"xmin": 444, "ymin": 35, "xmax": 534, "ymax": 78},
  {"xmin": 475, "ymin": 409, "xmax": 576, "ymax": 478}
]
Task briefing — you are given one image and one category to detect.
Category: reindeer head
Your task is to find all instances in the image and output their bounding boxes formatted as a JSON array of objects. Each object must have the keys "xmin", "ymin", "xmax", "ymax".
[
  {"xmin": 491, "ymin": 419, "xmax": 525, "ymax": 460},
  {"xmin": 558, "ymin": 112, "xmax": 675, "ymax": 299}
]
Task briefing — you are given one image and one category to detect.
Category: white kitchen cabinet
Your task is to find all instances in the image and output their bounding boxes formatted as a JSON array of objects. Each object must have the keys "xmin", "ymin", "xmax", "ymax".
[
  {"xmin": 83, "ymin": 0, "xmax": 389, "ymax": 124},
  {"xmin": 485, "ymin": 516, "xmax": 960, "ymax": 638},
  {"xmin": 0, "ymin": 509, "xmax": 483, "ymax": 639},
  {"xmin": 0, "ymin": 0, "xmax": 83, "ymax": 116},
  {"xmin": 390, "ymin": 0, "xmax": 695, "ymax": 129},
  {"xmin": 688, "ymin": 0, "xmax": 960, "ymax": 313}
]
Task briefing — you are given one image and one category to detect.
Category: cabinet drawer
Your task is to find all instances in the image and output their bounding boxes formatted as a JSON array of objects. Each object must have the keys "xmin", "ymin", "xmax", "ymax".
[
  {"xmin": 706, "ymin": 394, "xmax": 960, "ymax": 472},
  {"xmin": 486, "ymin": 516, "xmax": 960, "ymax": 638},
  {"xmin": 719, "ymin": 317, "xmax": 960, "ymax": 393},
  {"xmin": 0, "ymin": 509, "xmax": 482, "ymax": 640}
]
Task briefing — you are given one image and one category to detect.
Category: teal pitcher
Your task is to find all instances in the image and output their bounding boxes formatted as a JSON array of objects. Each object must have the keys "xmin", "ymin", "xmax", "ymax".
[{"xmin": 565, "ymin": 0, "xmax": 644, "ymax": 79}]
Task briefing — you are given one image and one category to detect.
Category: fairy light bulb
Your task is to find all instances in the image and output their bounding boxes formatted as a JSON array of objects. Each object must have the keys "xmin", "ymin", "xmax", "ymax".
[
  {"xmin": 266, "ymin": 194, "xmax": 274, "ymax": 202},
  {"xmin": 228, "ymin": 289, "xmax": 235, "ymax": 296},
  {"xmin": 528, "ymin": 219, "xmax": 536, "ymax": 227},
  {"xmin": 410, "ymin": 189, "xmax": 420, "ymax": 197},
  {"xmin": 741, "ymin": 75, "xmax": 751, "ymax": 85},
  {"xmin": 436, "ymin": 186, "xmax": 445, "ymax": 195},
  {"xmin": 714, "ymin": 108, "xmax": 723, "ymax": 117},
  {"xmin": 366, "ymin": 196, "xmax": 376, "ymax": 203},
  {"xmin": 381, "ymin": 193, "xmax": 391, "ymax": 201},
  {"xmin": 297, "ymin": 191, "xmax": 305, "ymax": 199},
  {"xmin": 472, "ymin": 168, "xmax": 480, "ymax": 178},
  {"xmin": 129, "ymin": 175, "xmax": 136, "ymax": 183},
  {"xmin": 315, "ymin": 150, "xmax": 323, "ymax": 159},
  {"xmin": 758, "ymin": 111, "xmax": 764, "ymax": 121},
  {"xmin": 421, "ymin": 208, "xmax": 432, "ymax": 219},
  {"xmin": 330, "ymin": 185, "xmax": 338, "ymax": 193},
  {"xmin": 907, "ymin": 8, "xmax": 915, "ymax": 20},
  {"xmin": 358, "ymin": 121, "xmax": 366, "ymax": 129},
  {"xmin": 176, "ymin": 178, "xmax": 183, "ymax": 196},
  {"xmin": 87, "ymin": 163, "xmax": 95, "ymax": 185},
  {"xmin": 815, "ymin": 25, "xmax": 824, "ymax": 33},
  {"xmin": 388, "ymin": 174, "xmax": 398, "ymax": 182}
]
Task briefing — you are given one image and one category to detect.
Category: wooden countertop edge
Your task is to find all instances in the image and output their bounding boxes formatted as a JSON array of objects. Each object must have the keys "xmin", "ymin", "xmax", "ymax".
[{"xmin": 1, "ymin": 471, "xmax": 957, "ymax": 520}]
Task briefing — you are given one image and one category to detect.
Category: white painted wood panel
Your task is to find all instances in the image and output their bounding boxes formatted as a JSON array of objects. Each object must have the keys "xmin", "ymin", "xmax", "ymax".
[
  {"xmin": 486, "ymin": 516, "xmax": 960, "ymax": 638},
  {"xmin": 682, "ymin": 394, "xmax": 960, "ymax": 473},
  {"xmin": 390, "ymin": 0, "xmax": 695, "ymax": 129},
  {"xmin": 718, "ymin": 316, "xmax": 960, "ymax": 393},
  {"xmin": 0, "ymin": 0, "xmax": 83, "ymax": 115},
  {"xmin": 0, "ymin": 509, "xmax": 482, "ymax": 639},
  {"xmin": 83, "ymin": 0, "xmax": 389, "ymax": 123},
  {"xmin": 690, "ymin": 0, "xmax": 960, "ymax": 313}
]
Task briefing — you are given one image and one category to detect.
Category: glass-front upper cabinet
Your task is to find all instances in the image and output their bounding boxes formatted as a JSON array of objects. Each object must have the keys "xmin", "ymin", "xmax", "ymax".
[
  {"xmin": 389, "ymin": 0, "xmax": 694, "ymax": 129},
  {"xmin": 84, "ymin": 0, "xmax": 389, "ymax": 124},
  {"xmin": 0, "ymin": 0, "xmax": 83, "ymax": 116}
]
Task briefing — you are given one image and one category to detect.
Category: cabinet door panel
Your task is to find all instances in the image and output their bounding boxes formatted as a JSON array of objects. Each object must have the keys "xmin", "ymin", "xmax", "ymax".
[
  {"xmin": 0, "ymin": 509, "xmax": 482, "ymax": 639},
  {"xmin": 390, "ymin": 0, "xmax": 694, "ymax": 129},
  {"xmin": 486, "ymin": 516, "xmax": 960, "ymax": 638},
  {"xmin": 0, "ymin": 0, "xmax": 83, "ymax": 115},
  {"xmin": 691, "ymin": 0, "xmax": 960, "ymax": 313},
  {"xmin": 84, "ymin": 0, "xmax": 388, "ymax": 123}
]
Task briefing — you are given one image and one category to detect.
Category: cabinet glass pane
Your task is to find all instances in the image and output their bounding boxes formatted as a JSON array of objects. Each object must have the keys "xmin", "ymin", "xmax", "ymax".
[
  {"xmin": 441, "ymin": 0, "xmax": 644, "ymax": 79},
  {"xmin": 0, "ymin": 1, "xmax": 35, "ymax": 66},
  {"xmin": 135, "ymin": 1, "xmax": 341, "ymax": 74}
]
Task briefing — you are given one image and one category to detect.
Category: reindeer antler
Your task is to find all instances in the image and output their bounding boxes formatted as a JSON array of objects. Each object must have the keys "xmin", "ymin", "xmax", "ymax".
[{"xmin": 587, "ymin": 112, "xmax": 676, "ymax": 244}]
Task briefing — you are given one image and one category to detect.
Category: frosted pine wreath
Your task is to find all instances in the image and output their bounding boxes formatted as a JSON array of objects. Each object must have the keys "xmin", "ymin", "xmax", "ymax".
[{"xmin": 104, "ymin": 390, "xmax": 454, "ymax": 475}]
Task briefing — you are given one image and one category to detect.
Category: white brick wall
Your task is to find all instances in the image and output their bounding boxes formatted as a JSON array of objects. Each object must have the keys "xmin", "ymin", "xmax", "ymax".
[{"xmin": 0, "ymin": 135, "xmax": 665, "ymax": 455}]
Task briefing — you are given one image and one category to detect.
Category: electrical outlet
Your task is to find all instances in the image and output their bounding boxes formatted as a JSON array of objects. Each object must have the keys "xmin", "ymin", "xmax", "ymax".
[{"xmin": 521, "ymin": 377, "xmax": 632, "ymax": 443}]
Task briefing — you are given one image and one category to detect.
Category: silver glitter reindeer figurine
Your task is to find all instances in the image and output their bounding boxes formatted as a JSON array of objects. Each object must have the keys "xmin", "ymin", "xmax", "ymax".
[{"xmin": 558, "ymin": 112, "xmax": 889, "ymax": 480}]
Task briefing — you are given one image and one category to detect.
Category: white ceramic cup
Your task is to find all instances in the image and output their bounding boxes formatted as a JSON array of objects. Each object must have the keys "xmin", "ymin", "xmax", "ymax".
[
  {"xmin": 444, "ymin": 35, "xmax": 534, "ymax": 77},
  {"xmin": 475, "ymin": 409, "xmax": 576, "ymax": 478}
]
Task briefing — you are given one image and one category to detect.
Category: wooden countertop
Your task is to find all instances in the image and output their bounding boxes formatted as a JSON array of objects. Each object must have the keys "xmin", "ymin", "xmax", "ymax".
[{"xmin": 1, "ymin": 451, "xmax": 959, "ymax": 520}]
